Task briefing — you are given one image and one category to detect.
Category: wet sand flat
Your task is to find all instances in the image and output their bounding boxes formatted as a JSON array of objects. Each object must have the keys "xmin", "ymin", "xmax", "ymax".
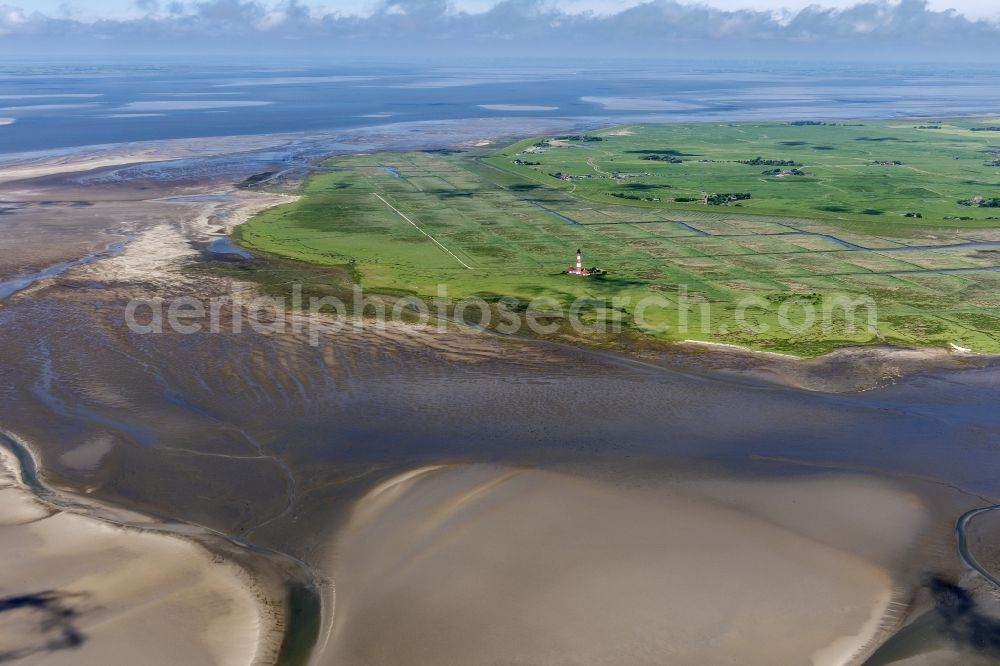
[
  {"xmin": 322, "ymin": 465, "xmax": 929, "ymax": 666},
  {"xmin": 0, "ymin": 447, "xmax": 265, "ymax": 665}
]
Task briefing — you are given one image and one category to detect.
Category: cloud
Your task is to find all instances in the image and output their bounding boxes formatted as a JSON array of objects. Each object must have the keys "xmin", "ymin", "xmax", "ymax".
[
  {"xmin": 0, "ymin": 4, "xmax": 29, "ymax": 35},
  {"xmin": 0, "ymin": 0, "xmax": 997, "ymax": 59}
]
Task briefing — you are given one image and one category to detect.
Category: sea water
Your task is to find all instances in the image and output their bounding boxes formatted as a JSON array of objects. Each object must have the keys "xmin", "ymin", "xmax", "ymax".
[{"xmin": 2, "ymin": 59, "xmax": 1000, "ymax": 155}]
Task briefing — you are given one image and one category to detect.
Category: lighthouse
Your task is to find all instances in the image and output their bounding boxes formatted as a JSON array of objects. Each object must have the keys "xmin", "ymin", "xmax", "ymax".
[{"xmin": 566, "ymin": 248, "xmax": 590, "ymax": 276}]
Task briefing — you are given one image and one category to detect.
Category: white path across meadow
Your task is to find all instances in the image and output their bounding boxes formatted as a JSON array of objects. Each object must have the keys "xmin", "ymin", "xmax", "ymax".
[{"xmin": 372, "ymin": 192, "xmax": 475, "ymax": 270}]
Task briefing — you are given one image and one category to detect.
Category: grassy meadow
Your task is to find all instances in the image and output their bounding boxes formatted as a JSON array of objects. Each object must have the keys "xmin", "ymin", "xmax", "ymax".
[{"xmin": 235, "ymin": 119, "xmax": 1000, "ymax": 355}]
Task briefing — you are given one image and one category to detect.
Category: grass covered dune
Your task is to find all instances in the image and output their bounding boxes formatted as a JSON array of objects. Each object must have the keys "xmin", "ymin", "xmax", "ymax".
[{"xmin": 236, "ymin": 119, "xmax": 1000, "ymax": 356}]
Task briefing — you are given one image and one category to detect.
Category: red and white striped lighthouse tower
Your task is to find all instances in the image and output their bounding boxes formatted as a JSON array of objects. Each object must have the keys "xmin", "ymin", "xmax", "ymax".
[{"xmin": 566, "ymin": 248, "xmax": 590, "ymax": 275}]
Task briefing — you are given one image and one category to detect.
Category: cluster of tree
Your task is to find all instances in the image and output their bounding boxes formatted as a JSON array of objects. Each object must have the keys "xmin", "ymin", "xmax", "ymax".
[
  {"xmin": 533, "ymin": 140, "xmax": 551, "ymax": 148},
  {"xmin": 986, "ymin": 159, "xmax": 1000, "ymax": 167},
  {"xmin": 512, "ymin": 159, "xmax": 540, "ymax": 166},
  {"xmin": 786, "ymin": 121, "xmax": 856, "ymax": 127},
  {"xmin": 970, "ymin": 127, "xmax": 1000, "ymax": 132},
  {"xmin": 705, "ymin": 192, "xmax": 752, "ymax": 205},
  {"xmin": 641, "ymin": 155, "xmax": 683, "ymax": 163},
  {"xmin": 958, "ymin": 195, "xmax": 1000, "ymax": 207},
  {"xmin": 554, "ymin": 135, "xmax": 603, "ymax": 142},
  {"xmin": 738, "ymin": 157, "xmax": 802, "ymax": 167},
  {"xmin": 765, "ymin": 291, "xmax": 821, "ymax": 304},
  {"xmin": 915, "ymin": 125, "xmax": 941, "ymax": 129},
  {"xmin": 609, "ymin": 192, "xmax": 660, "ymax": 202},
  {"xmin": 762, "ymin": 168, "xmax": 805, "ymax": 176},
  {"xmin": 629, "ymin": 149, "xmax": 693, "ymax": 157},
  {"xmin": 869, "ymin": 160, "xmax": 902, "ymax": 166},
  {"xmin": 904, "ymin": 212, "xmax": 923, "ymax": 218}
]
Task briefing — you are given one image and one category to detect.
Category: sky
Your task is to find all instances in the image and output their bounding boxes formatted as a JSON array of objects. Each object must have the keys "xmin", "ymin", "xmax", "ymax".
[
  {"xmin": 3, "ymin": 0, "xmax": 1000, "ymax": 60},
  {"xmin": 21, "ymin": 0, "xmax": 1000, "ymax": 19}
]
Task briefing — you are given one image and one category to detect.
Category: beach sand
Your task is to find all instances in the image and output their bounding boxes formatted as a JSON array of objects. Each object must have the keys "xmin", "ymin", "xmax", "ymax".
[
  {"xmin": 0, "ymin": 447, "xmax": 265, "ymax": 665},
  {"xmin": 321, "ymin": 465, "xmax": 928, "ymax": 666},
  {"xmin": 0, "ymin": 133, "xmax": 300, "ymax": 185}
]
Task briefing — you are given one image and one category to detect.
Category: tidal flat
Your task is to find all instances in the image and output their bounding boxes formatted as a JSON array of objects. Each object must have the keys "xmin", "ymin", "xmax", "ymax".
[
  {"xmin": 0, "ymin": 120, "xmax": 999, "ymax": 665},
  {"xmin": 0, "ymin": 441, "xmax": 274, "ymax": 665}
]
